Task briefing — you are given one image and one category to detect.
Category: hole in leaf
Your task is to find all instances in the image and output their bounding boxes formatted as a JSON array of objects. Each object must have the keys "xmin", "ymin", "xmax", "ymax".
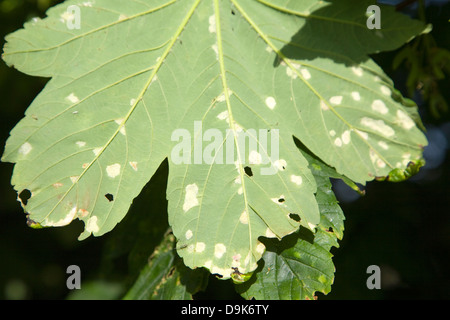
[
  {"xmin": 289, "ymin": 213, "xmax": 301, "ymax": 222},
  {"xmin": 18, "ymin": 189, "xmax": 31, "ymax": 206},
  {"xmin": 231, "ymin": 9, "xmax": 235, "ymax": 15},
  {"xmin": 278, "ymin": 197, "xmax": 285, "ymax": 203},
  {"xmin": 105, "ymin": 193, "xmax": 114, "ymax": 202},
  {"xmin": 244, "ymin": 166, "xmax": 253, "ymax": 177}
]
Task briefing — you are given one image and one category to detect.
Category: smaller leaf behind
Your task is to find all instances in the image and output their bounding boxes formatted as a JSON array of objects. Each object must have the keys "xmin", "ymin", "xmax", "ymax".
[
  {"xmin": 235, "ymin": 146, "xmax": 346, "ymax": 300},
  {"xmin": 122, "ymin": 230, "xmax": 209, "ymax": 300}
]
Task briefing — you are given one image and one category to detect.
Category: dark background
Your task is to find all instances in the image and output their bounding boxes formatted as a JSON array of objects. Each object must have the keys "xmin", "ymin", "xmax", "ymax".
[{"xmin": 0, "ymin": 0, "xmax": 449, "ymax": 300}]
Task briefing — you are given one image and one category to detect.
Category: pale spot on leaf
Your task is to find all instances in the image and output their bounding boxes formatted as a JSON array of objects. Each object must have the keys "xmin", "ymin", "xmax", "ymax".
[
  {"xmin": 93, "ymin": 148, "xmax": 102, "ymax": 156},
  {"xmin": 66, "ymin": 93, "xmax": 79, "ymax": 104},
  {"xmin": 300, "ymin": 68, "xmax": 311, "ymax": 80},
  {"xmin": 249, "ymin": 150, "xmax": 262, "ymax": 165},
  {"xmin": 129, "ymin": 161, "xmax": 138, "ymax": 171},
  {"xmin": 274, "ymin": 159, "xmax": 287, "ymax": 171},
  {"xmin": 106, "ymin": 163, "xmax": 121, "ymax": 178},
  {"xmin": 183, "ymin": 183, "xmax": 199, "ymax": 212},
  {"xmin": 351, "ymin": 91, "xmax": 361, "ymax": 101},
  {"xmin": 395, "ymin": 110, "xmax": 415, "ymax": 130},
  {"xmin": 19, "ymin": 142, "xmax": 32, "ymax": 155},
  {"xmin": 240, "ymin": 210, "xmax": 249, "ymax": 224},
  {"xmin": 371, "ymin": 99, "xmax": 388, "ymax": 115},
  {"xmin": 76, "ymin": 141, "xmax": 86, "ymax": 148},
  {"xmin": 378, "ymin": 141, "xmax": 389, "ymax": 150},
  {"xmin": 195, "ymin": 242, "xmax": 205, "ymax": 253},
  {"xmin": 256, "ymin": 242, "xmax": 265, "ymax": 254},
  {"xmin": 265, "ymin": 96, "xmax": 276, "ymax": 110},
  {"xmin": 342, "ymin": 130, "xmax": 351, "ymax": 145},
  {"xmin": 361, "ymin": 117, "xmax": 395, "ymax": 137},
  {"xmin": 380, "ymin": 85, "xmax": 391, "ymax": 96},
  {"xmin": 214, "ymin": 243, "xmax": 226, "ymax": 258},
  {"xmin": 330, "ymin": 96, "xmax": 343, "ymax": 105},
  {"xmin": 290, "ymin": 175, "xmax": 303, "ymax": 185},
  {"xmin": 351, "ymin": 66, "xmax": 363, "ymax": 77},
  {"xmin": 86, "ymin": 216, "xmax": 99, "ymax": 233},
  {"xmin": 320, "ymin": 100, "xmax": 329, "ymax": 111},
  {"xmin": 265, "ymin": 228, "xmax": 276, "ymax": 238},
  {"xmin": 355, "ymin": 129, "xmax": 369, "ymax": 140},
  {"xmin": 208, "ymin": 15, "xmax": 216, "ymax": 33},
  {"xmin": 115, "ymin": 119, "xmax": 126, "ymax": 135}
]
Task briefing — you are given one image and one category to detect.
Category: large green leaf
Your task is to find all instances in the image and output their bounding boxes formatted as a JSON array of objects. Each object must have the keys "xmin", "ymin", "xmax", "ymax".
[{"xmin": 2, "ymin": 0, "xmax": 427, "ymax": 280}]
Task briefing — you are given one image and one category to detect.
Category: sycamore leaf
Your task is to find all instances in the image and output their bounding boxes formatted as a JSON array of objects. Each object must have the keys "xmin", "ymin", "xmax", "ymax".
[{"xmin": 2, "ymin": 0, "xmax": 427, "ymax": 280}]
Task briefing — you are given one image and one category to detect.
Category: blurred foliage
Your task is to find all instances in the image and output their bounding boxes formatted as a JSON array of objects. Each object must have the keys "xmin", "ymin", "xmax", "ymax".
[
  {"xmin": 392, "ymin": 0, "xmax": 450, "ymax": 119},
  {"xmin": 0, "ymin": 0, "xmax": 449, "ymax": 300}
]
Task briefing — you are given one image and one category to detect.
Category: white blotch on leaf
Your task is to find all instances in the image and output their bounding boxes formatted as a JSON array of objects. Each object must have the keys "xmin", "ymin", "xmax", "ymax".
[
  {"xmin": 330, "ymin": 96, "xmax": 343, "ymax": 105},
  {"xmin": 211, "ymin": 44, "xmax": 218, "ymax": 59},
  {"xmin": 115, "ymin": 119, "xmax": 126, "ymax": 136},
  {"xmin": 274, "ymin": 159, "xmax": 287, "ymax": 171},
  {"xmin": 370, "ymin": 149, "xmax": 386, "ymax": 168},
  {"xmin": 185, "ymin": 230, "xmax": 193, "ymax": 240},
  {"xmin": 265, "ymin": 228, "xmax": 276, "ymax": 238},
  {"xmin": 209, "ymin": 15, "xmax": 216, "ymax": 33},
  {"xmin": 76, "ymin": 141, "xmax": 86, "ymax": 148},
  {"xmin": 66, "ymin": 93, "xmax": 80, "ymax": 104},
  {"xmin": 380, "ymin": 85, "xmax": 391, "ymax": 96},
  {"xmin": 249, "ymin": 150, "xmax": 262, "ymax": 165},
  {"xmin": 286, "ymin": 67, "xmax": 298, "ymax": 79},
  {"xmin": 300, "ymin": 68, "xmax": 311, "ymax": 80},
  {"xmin": 60, "ymin": 11, "xmax": 75, "ymax": 23},
  {"xmin": 129, "ymin": 161, "xmax": 138, "ymax": 171},
  {"xmin": 256, "ymin": 242, "xmax": 265, "ymax": 254},
  {"xmin": 19, "ymin": 142, "xmax": 32, "ymax": 155},
  {"xmin": 355, "ymin": 129, "xmax": 369, "ymax": 140},
  {"xmin": 361, "ymin": 117, "xmax": 395, "ymax": 137},
  {"xmin": 334, "ymin": 137, "xmax": 343, "ymax": 147},
  {"xmin": 320, "ymin": 100, "xmax": 329, "ymax": 111},
  {"xmin": 265, "ymin": 96, "xmax": 276, "ymax": 110},
  {"xmin": 290, "ymin": 175, "xmax": 303, "ymax": 186},
  {"xmin": 118, "ymin": 14, "xmax": 128, "ymax": 21},
  {"xmin": 371, "ymin": 99, "xmax": 388, "ymax": 115},
  {"xmin": 217, "ymin": 110, "xmax": 229, "ymax": 121},
  {"xmin": 342, "ymin": 130, "xmax": 351, "ymax": 145},
  {"xmin": 183, "ymin": 183, "xmax": 199, "ymax": 212},
  {"xmin": 106, "ymin": 163, "xmax": 121, "ymax": 178},
  {"xmin": 351, "ymin": 66, "xmax": 364, "ymax": 77},
  {"xmin": 271, "ymin": 194, "xmax": 285, "ymax": 205},
  {"xmin": 47, "ymin": 206, "xmax": 77, "ymax": 227},
  {"xmin": 93, "ymin": 148, "xmax": 102, "ymax": 156},
  {"xmin": 195, "ymin": 242, "xmax": 205, "ymax": 253},
  {"xmin": 214, "ymin": 243, "xmax": 226, "ymax": 258},
  {"xmin": 378, "ymin": 141, "xmax": 389, "ymax": 150},
  {"xmin": 395, "ymin": 110, "xmax": 415, "ymax": 130},
  {"xmin": 351, "ymin": 91, "xmax": 361, "ymax": 101},
  {"xmin": 329, "ymin": 130, "xmax": 336, "ymax": 137},
  {"xmin": 240, "ymin": 210, "xmax": 249, "ymax": 224},
  {"xmin": 86, "ymin": 216, "xmax": 99, "ymax": 233}
]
